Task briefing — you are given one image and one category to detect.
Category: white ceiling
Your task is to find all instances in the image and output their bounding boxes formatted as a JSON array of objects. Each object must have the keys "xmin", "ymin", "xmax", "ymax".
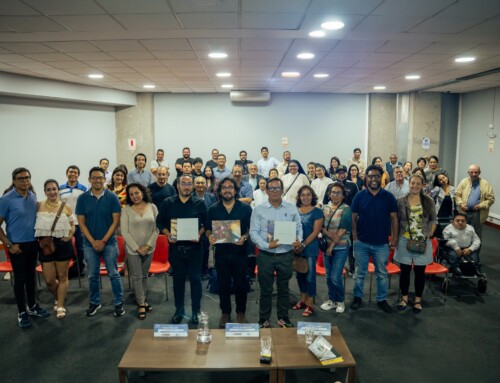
[{"xmin": 1, "ymin": 0, "xmax": 500, "ymax": 94}]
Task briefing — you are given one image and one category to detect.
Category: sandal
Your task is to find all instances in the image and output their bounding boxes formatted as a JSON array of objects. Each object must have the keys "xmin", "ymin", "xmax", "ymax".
[
  {"xmin": 56, "ymin": 307, "xmax": 66, "ymax": 319},
  {"xmin": 413, "ymin": 301, "xmax": 422, "ymax": 314},
  {"xmin": 302, "ymin": 306, "xmax": 314, "ymax": 317},
  {"xmin": 144, "ymin": 303, "xmax": 153, "ymax": 312},
  {"xmin": 397, "ymin": 298, "xmax": 408, "ymax": 311},
  {"xmin": 138, "ymin": 305, "xmax": 147, "ymax": 320},
  {"xmin": 292, "ymin": 301, "xmax": 306, "ymax": 310},
  {"xmin": 53, "ymin": 301, "xmax": 58, "ymax": 312}
]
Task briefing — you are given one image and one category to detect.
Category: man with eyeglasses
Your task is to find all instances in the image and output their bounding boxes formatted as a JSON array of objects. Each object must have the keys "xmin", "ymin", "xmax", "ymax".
[
  {"xmin": 76, "ymin": 166, "xmax": 124, "ymax": 317},
  {"xmin": 0, "ymin": 168, "xmax": 50, "ymax": 328},
  {"xmin": 243, "ymin": 163, "xmax": 264, "ymax": 190},
  {"xmin": 250, "ymin": 178, "xmax": 303, "ymax": 328},
  {"xmin": 323, "ymin": 165, "xmax": 359, "ymax": 206},
  {"xmin": 385, "ymin": 165, "xmax": 409, "ymax": 199},
  {"xmin": 455, "ymin": 164, "xmax": 495, "ymax": 240},
  {"xmin": 231, "ymin": 165, "xmax": 253, "ymax": 204},
  {"xmin": 206, "ymin": 177, "xmax": 252, "ymax": 327},
  {"xmin": 213, "ymin": 154, "xmax": 232, "ymax": 181},
  {"xmin": 350, "ymin": 165, "xmax": 399, "ymax": 313},
  {"xmin": 206, "ymin": 148, "xmax": 219, "ymax": 170},
  {"xmin": 157, "ymin": 175, "xmax": 207, "ymax": 325}
]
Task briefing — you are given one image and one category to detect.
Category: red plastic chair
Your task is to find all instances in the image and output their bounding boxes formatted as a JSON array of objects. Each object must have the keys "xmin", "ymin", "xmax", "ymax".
[
  {"xmin": 425, "ymin": 237, "xmax": 449, "ymax": 303},
  {"xmin": 100, "ymin": 235, "xmax": 129, "ymax": 289},
  {"xmin": 0, "ymin": 244, "xmax": 14, "ymax": 286},
  {"xmin": 148, "ymin": 235, "xmax": 170, "ymax": 301}
]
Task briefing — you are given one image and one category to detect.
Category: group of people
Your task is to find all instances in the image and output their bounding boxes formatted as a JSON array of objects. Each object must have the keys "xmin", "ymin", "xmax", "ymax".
[{"xmin": 0, "ymin": 145, "xmax": 495, "ymax": 329}]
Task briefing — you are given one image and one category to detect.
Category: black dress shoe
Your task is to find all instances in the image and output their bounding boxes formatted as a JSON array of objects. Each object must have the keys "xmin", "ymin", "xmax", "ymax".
[
  {"xmin": 191, "ymin": 313, "xmax": 199, "ymax": 325},
  {"xmin": 171, "ymin": 313, "xmax": 183, "ymax": 324}
]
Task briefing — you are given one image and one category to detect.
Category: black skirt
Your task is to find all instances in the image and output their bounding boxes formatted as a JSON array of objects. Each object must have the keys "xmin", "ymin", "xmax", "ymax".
[{"xmin": 38, "ymin": 237, "xmax": 75, "ymax": 263}]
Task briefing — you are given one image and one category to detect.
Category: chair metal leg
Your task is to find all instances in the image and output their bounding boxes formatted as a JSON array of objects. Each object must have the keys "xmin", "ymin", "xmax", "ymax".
[
  {"xmin": 368, "ymin": 273, "xmax": 373, "ymax": 302},
  {"xmin": 75, "ymin": 260, "xmax": 82, "ymax": 288},
  {"xmin": 164, "ymin": 273, "xmax": 169, "ymax": 301}
]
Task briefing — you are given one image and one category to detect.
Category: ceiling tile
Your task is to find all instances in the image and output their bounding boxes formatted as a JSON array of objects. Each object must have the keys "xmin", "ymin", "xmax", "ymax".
[
  {"xmin": 241, "ymin": 38, "xmax": 292, "ymax": 51},
  {"xmin": 242, "ymin": 0, "xmax": 310, "ymax": 13},
  {"xmin": 372, "ymin": 0, "xmax": 454, "ymax": 17},
  {"xmin": 420, "ymin": 42, "xmax": 481, "ymax": 55},
  {"xmin": 0, "ymin": 0, "xmax": 41, "ymax": 15},
  {"xmin": 308, "ymin": 0, "xmax": 383, "ymax": 14},
  {"xmin": 96, "ymin": 0, "xmax": 173, "ymax": 14},
  {"xmin": 23, "ymin": 0, "xmax": 106, "ymax": 15},
  {"xmin": 91, "ymin": 40, "xmax": 146, "ymax": 52},
  {"xmin": 241, "ymin": 13, "xmax": 303, "ymax": 29},
  {"xmin": 11, "ymin": 61, "xmax": 54, "ymax": 69},
  {"xmin": 169, "ymin": 0, "xmax": 237, "ymax": 13},
  {"xmin": 0, "ymin": 42, "xmax": 56, "ymax": 53},
  {"xmin": 109, "ymin": 51, "xmax": 156, "ymax": 60},
  {"xmin": 122, "ymin": 60, "xmax": 164, "ymax": 67},
  {"xmin": 288, "ymin": 38, "xmax": 339, "ymax": 52},
  {"xmin": 53, "ymin": 15, "xmax": 125, "ymax": 32},
  {"xmin": 0, "ymin": 16, "xmax": 66, "ymax": 32},
  {"xmin": 45, "ymin": 41, "xmax": 101, "ymax": 52},
  {"xmin": 333, "ymin": 40, "xmax": 386, "ymax": 53},
  {"xmin": 67, "ymin": 52, "xmax": 114, "ymax": 60},
  {"xmin": 114, "ymin": 14, "xmax": 180, "ymax": 30},
  {"xmin": 376, "ymin": 40, "xmax": 434, "ymax": 54},
  {"xmin": 161, "ymin": 60, "xmax": 203, "ymax": 68},
  {"xmin": 177, "ymin": 13, "xmax": 238, "ymax": 29},
  {"xmin": 140, "ymin": 39, "xmax": 192, "ymax": 51},
  {"xmin": 189, "ymin": 38, "xmax": 238, "ymax": 51},
  {"xmin": 151, "ymin": 51, "xmax": 197, "ymax": 59},
  {"xmin": 23, "ymin": 53, "xmax": 73, "ymax": 61},
  {"xmin": 83, "ymin": 60, "xmax": 128, "ymax": 68},
  {"xmin": 0, "ymin": 53, "xmax": 38, "ymax": 62},
  {"xmin": 409, "ymin": 18, "xmax": 484, "ymax": 34},
  {"xmin": 462, "ymin": 19, "xmax": 500, "ymax": 35},
  {"xmin": 434, "ymin": 0, "xmax": 500, "ymax": 18},
  {"xmin": 49, "ymin": 61, "xmax": 92, "ymax": 69},
  {"xmin": 354, "ymin": 16, "xmax": 425, "ymax": 33}
]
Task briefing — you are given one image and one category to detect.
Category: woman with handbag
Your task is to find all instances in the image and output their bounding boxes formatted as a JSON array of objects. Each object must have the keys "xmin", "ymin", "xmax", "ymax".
[
  {"xmin": 120, "ymin": 183, "xmax": 159, "ymax": 320},
  {"xmin": 292, "ymin": 185, "xmax": 323, "ymax": 317},
  {"xmin": 34, "ymin": 179, "xmax": 76, "ymax": 319},
  {"xmin": 395, "ymin": 174, "xmax": 437, "ymax": 314},
  {"xmin": 319, "ymin": 182, "xmax": 352, "ymax": 314}
]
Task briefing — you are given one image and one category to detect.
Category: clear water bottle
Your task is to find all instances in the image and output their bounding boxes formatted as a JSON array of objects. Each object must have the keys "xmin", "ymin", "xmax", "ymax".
[{"xmin": 196, "ymin": 312, "xmax": 212, "ymax": 343}]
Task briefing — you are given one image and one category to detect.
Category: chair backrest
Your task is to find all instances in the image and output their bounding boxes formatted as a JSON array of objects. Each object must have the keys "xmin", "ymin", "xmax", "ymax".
[
  {"xmin": 152, "ymin": 235, "xmax": 169, "ymax": 263},
  {"xmin": 116, "ymin": 235, "xmax": 126, "ymax": 263},
  {"xmin": 431, "ymin": 237, "xmax": 438, "ymax": 259},
  {"xmin": 388, "ymin": 248, "xmax": 395, "ymax": 263},
  {"xmin": 2, "ymin": 244, "xmax": 11, "ymax": 261},
  {"xmin": 317, "ymin": 251, "xmax": 324, "ymax": 267}
]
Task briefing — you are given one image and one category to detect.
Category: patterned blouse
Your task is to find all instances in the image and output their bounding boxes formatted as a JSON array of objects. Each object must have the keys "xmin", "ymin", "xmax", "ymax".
[{"xmin": 403, "ymin": 205, "xmax": 425, "ymax": 240}]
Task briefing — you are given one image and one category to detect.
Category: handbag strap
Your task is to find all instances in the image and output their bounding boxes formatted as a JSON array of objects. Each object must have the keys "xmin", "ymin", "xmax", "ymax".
[
  {"xmin": 50, "ymin": 201, "xmax": 66, "ymax": 234},
  {"xmin": 324, "ymin": 205, "xmax": 341, "ymax": 230},
  {"xmin": 283, "ymin": 173, "xmax": 300, "ymax": 197}
]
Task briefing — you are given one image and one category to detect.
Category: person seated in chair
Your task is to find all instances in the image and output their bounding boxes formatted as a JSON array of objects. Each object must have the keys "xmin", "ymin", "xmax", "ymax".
[{"xmin": 442, "ymin": 213, "xmax": 481, "ymax": 277}]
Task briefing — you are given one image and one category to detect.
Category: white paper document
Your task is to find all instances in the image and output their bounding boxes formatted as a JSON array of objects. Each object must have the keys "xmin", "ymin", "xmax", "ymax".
[
  {"xmin": 273, "ymin": 221, "xmax": 296, "ymax": 245},
  {"xmin": 176, "ymin": 218, "xmax": 199, "ymax": 241}
]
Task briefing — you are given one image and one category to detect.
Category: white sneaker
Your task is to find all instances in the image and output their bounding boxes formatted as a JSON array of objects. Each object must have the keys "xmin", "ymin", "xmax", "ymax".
[
  {"xmin": 335, "ymin": 302, "xmax": 345, "ymax": 313},
  {"xmin": 320, "ymin": 300, "xmax": 338, "ymax": 311}
]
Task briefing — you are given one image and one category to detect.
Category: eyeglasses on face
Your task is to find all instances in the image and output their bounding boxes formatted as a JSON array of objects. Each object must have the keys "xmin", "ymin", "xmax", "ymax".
[
  {"xmin": 180, "ymin": 182, "xmax": 193, "ymax": 187},
  {"xmin": 366, "ymin": 174, "xmax": 381, "ymax": 179},
  {"xmin": 267, "ymin": 187, "xmax": 282, "ymax": 192},
  {"xmin": 15, "ymin": 176, "xmax": 31, "ymax": 181}
]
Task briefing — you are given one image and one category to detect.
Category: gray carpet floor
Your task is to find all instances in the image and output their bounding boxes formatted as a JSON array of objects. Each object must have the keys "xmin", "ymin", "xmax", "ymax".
[{"xmin": 0, "ymin": 225, "xmax": 499, "ymax": 383}]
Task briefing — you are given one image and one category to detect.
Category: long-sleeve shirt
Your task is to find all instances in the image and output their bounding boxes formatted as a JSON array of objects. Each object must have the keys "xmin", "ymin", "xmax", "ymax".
[
  {"xmin": 443, "ymin": 223, "xmax": 481, "ymax": 252},
  {"xmin": 120, "ymin": 204, "xmax": 159, "ymax": 254},
  {"xmin": 250, "ymin": 200, "xmax": 302, "ymax": 253}
]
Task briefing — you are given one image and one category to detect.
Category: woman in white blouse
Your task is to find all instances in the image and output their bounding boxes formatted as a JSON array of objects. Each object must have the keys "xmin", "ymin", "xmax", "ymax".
[
  {"xmin": 281, "ymin": 159, "xmax": 310, "ymax": 205},
  {"xmin": 120, "ymin": 183, "xmax": 159, "ymax": 319},
  {"xmin": 35, "ymin": 179, "xmax": 75, "ymax": 319},
  {"xmin": 311, "ymin": 164, "xmax": 333, "ymax": 207},
  {"xmin": 251, "ymin": 178, "xmax": 268, "ymax": 208}
]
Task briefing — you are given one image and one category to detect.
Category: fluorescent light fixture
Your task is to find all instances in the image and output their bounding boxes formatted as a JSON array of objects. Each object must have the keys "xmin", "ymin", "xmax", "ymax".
[
  {"xmin": 314, "ymin": 73, "xmax": 329, "ymax": 78},
  {"xmin": 455, "ymin": 56, "xmax": 476, "ymax": 63},
  {"xmin": 221, "ymin": 84, "xmax": 233, "ymax": 89},
  {"xmin": 208, "ymin": 52, "xmax": 228, "ymax": 59},
  {"xmin": 297, "ymin": 52, "xmax": 315, "ymax": 60},
  {"xmin": 309, "ymin": 30, "xmax": 326, "ymax": 38},
  {"xmin": 373, "ymin": 85, "xmax": 386, "ymax": 90},
  {"xmin": 405, "ymin": 75, "xmax": 421, "ymax": 80},
  {"xmin": 216, "ymin": 72, "xmax": 231, "ymax": 77},
  {"xmin": 88, "ymin": 73, "xmax": 103, "ymax": 79},
  {"xmin": 321, "ymin": 21, "xmax": 345, "ymax": 30},
  {"xmin": 281, "ymin": 71, "xmax": 300, "ymax": 78},
  {"xmin": 143, "ymin": 84, "xmax": 156, "ymax": 89}
]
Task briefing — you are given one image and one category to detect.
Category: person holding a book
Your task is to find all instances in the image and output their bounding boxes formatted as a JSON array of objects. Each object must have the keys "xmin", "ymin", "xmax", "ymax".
[{"xmin": 206, "ymin": 177, "xmax": 252, "ymax": 328}]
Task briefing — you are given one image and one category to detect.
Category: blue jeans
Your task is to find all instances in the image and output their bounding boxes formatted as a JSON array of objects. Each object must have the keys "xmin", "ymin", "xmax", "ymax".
[
  {"xmin": 296, "ymin": 256, "xmax": 318, "ymax": 297},
  {"xmin": 353, "ymin": 240, "xmax": 389, "ymax": 302},
  {"xmin": 324, "ymin": 247, "xmax": 348, "ymax": 302},
  {"xmin": 84, "ymin": 239, "xmax": 123, "ymax": 306}
]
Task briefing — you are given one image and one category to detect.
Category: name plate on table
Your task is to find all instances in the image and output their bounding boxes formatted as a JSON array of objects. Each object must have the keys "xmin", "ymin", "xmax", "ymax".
[
  {"xmin": 225, "ymin": 323, "xmax": 260, "ymax": 337},
  {"xmin": 297, "ymin": 322, "xmax": 332, "ymax": 336},
  {"xmin": 154, "ymin": 324, "xmax": 188, "ymax": 338}
]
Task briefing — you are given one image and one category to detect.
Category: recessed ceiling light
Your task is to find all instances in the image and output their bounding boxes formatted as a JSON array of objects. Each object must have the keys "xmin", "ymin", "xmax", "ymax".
[
  {"xmin": 208, "ymin": 52, "xmax": 228, "ymax": 59},
  {"xmin": 143, "ymin": 84, "xmax": 155, "ymax": 89},
  {"xmin": 314, "ymin": 73, "xmax": 329, "ymax": 78},
  {"xmin": 373, "ymin": 85, "xmax": 386, "ymax": 90},
  {"xmin": 297, "ymin": 52, "xmax": 315, "ymax": 60},
  {"xmin": 221, "ymin": 84, "xmax": 233, "ymax": 89},
  {"xmin": 455, "ymin": 56, "xmax": 476, "ymax": 63},
  {"xmin": 405, "ymin": 75, "xmax": 421, "ymax": 80},
  {"xmin": 216, "ymin": 72, "xmax": 231, "ymax": 78},
  {"xmin": 321, "ymin": 21, "xmax": 345, "ymax": 30},
  {"xmin": 88, "ymin": 73, "xmax": 103, "ymax": 79},
  {"xmin": 282, "ymin": 71, "xmax": 300, "ymax": 78},
  {"xmin": 309, "ymin": 30, "xmax": 326, "ymax": 38}
]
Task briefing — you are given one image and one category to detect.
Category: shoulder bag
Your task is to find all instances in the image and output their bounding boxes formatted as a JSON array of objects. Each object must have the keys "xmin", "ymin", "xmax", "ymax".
[
  {"xmin": 39, "ymin": 202, "xmax": 66, "ymax": 256},
  {"xmin": 319, "ymin": 205, "xmax": 340, "ymax": 252}
]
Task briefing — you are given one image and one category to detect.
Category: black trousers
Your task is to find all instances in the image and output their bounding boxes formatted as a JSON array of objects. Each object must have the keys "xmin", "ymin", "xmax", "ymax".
[
  {"xmin": 399, "ymin": 263, "xmax": 426, "ymax": 297},
  {"xmin": 215, "ymin": 251, "xmax": 248, "ymax": 315},
  {"xmin": 10, "ymin": 241, "xmax": 38, "ymax": 313}
]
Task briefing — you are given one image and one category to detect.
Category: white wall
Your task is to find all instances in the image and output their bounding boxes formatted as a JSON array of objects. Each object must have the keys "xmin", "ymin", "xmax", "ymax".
[
  {"xmin": 154, "ymin": 93, "xmax": 367, "ymax": 170},
  {"xmin": 0, "ymin": 96, "xmax": 116, "ymax": 193},
  {"xmin": 458, "ymin": 88, "xmax": 500, "ymax": 222}
]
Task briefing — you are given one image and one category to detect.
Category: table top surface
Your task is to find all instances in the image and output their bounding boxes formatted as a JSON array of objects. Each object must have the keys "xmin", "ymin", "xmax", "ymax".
[
  {"xmin": 270, "ymin": 327, "xmax": 356, "ymax": 369},
  {"xmin": 118, "ymin": 328, "xmax": 276, "ymax": 371}
]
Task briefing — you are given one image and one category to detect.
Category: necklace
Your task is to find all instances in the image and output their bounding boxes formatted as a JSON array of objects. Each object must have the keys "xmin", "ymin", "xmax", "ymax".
[{"xmin": 45, "ymin": 200, "xmax": 60, "ymax": 209}]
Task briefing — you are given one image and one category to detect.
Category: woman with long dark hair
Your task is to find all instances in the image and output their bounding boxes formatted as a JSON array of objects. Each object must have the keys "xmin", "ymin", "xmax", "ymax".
[{"xmin": 107, "ymin": 167, "xmax": 128, "ymax": 207}]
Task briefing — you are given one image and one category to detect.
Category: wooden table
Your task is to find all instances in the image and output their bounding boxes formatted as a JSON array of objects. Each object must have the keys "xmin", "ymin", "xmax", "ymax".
[
  {"xmin": 271, "ymin": 327, "xmax": 356, "ymax": 383},
  {"xmin": 118, "ymin": 328, "xmax": 277, "ymax": 383}
]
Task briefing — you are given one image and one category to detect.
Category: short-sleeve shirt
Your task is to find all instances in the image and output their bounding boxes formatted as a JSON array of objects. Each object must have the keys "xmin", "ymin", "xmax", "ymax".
[
  {"xmin": 0, "ymin": 189, "xmax": 37, "ymax": 243},
  {"xmin": 148, "ymin": 182, "xmax": 176, "ymax": 210},
  {"xmin": 75, "ymin": 189, "xmax": 121, "ymax": 245},
  {"xmin": 351, "ymin": 188, "xmax": 397, "ymax": 245},
  {"xmin": 322, "ymin": 203, "xmax": 352, "ymax": 248},
  {"xmin": 299, "ymin": 207, "xmax": 323, "ymax": 258}
]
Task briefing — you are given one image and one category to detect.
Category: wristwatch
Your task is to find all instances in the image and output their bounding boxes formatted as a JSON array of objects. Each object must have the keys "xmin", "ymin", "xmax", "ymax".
[{"xmin": 6, "ymin": 242, "xmax": 12, "ymax": 249}]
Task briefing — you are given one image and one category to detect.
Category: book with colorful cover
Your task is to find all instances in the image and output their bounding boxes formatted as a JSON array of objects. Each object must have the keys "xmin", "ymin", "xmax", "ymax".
[
  {"xmin": 308, "ymin": 335, "xmax": 343, "ymax": 365},
  {"xmin": 212, "ymin": 220, "xmax": 241, "ymax": 243}
]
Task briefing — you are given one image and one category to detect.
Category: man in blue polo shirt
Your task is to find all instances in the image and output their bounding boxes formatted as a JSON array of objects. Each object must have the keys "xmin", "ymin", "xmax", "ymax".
[
  {"xmin": 76, "ymin": 166, "xmax": 124, "ymax": 317},
  {"xmin": 350, "ymin": 165, "xmax": 399, "ymax": 313},
  {"xmin": 0, "ymin": 167, "xmax": 49, "ymax": 328},
  {"xmin": 60, "ymin": 165, "xmax": 87, "ymax": 277}
]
